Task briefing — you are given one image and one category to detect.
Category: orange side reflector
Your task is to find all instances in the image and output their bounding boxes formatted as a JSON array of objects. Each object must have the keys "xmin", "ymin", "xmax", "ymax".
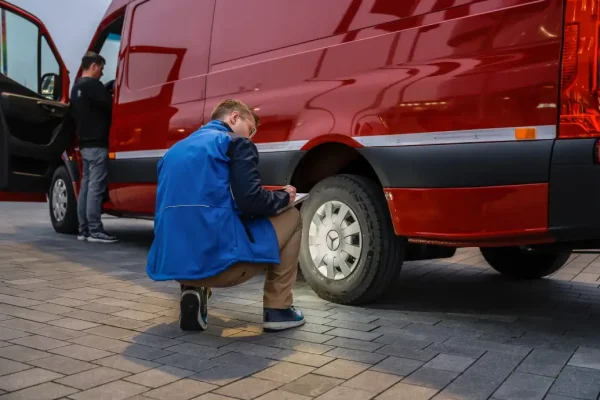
[
  {"xmin": 108, "ymin": 152, "xmax": 116, "ymax": 160},
  {"xmin": 515, "ymin": 128, "xmax": 536, "ymax": 140}
]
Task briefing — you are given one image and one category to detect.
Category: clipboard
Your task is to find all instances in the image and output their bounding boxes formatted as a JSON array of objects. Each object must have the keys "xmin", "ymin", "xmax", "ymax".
[{"xmin": 276, "ymin": 193, "xmax": 309, "ymax": 214}]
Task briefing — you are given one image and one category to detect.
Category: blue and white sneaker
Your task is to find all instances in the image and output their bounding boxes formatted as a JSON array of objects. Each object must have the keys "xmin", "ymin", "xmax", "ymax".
[
  {"xmin": 77, "ymin": 231, "xmax": 89, "ymax": 241},
  {"xmin": 88, "ymin": 231, "xmax": 118, "ymax": 243},
  {"xmin": 179, "ymin": 286, "xmax": 208, "ymax": 331},
  {"xmin": 263, "ymin": 306, "xmax": 305, "ymax": 332}
]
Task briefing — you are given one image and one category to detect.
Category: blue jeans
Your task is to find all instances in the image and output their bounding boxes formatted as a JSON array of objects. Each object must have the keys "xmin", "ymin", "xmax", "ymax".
[{"xmin": 78, "ymin": 148, "xmax": 108, "ymax": 234}]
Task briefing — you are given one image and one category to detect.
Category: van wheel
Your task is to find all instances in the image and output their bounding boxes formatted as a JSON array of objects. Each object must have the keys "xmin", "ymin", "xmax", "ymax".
[
  {"xmin": 298, "ymin": 174, "xmax": 405, "ymax": 305},
  {"xmin": 480, "ymin": 247, "xmax": 571, "ymax": 279},
  {"xmin": 48, "ymin": 166, "xmax": 78, "ymax": 234}
]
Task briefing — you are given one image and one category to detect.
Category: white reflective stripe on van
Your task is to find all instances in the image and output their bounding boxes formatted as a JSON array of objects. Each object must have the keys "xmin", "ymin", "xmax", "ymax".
[
  {"xmin": 354, "ymin": 125, "xmax": 556, "ymax": 147},
  {"xmin": 115, "ymin": 149, "xmax": 167, "ymax": 159},
  {"xmin": 112, "ymin": 125, "xmax": 556, "ymax": 159},
  {"xmin": 254, "ymin": 140, "xmax": 309, "ymax": 152}
]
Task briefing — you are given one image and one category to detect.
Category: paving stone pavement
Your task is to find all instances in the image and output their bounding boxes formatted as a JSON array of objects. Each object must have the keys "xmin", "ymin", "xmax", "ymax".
[{"xmin": 2, "ymin": 202, "xmax": 600, "ymax": 399}]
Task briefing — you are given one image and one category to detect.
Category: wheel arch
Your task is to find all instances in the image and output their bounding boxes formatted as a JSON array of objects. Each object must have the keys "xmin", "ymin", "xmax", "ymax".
[
  {"xmin": 289, "ymin": 140, "xmax": 382, "ymax": 193},
  {"xmin": 57, "ymin": 152, "xmax": 79, "ymax": 193}
]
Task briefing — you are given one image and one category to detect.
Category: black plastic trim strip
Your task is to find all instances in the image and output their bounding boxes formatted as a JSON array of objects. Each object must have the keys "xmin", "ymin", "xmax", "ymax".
[{"xmin": 359, "ymin": 140, "xmax": 554, "ymax": 188}]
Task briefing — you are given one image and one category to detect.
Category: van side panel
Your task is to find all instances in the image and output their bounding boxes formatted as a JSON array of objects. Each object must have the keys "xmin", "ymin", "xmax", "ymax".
[
  {"xmin": 206, "ymin": 0, "xmax": 561, "ymax": 146},
  {"xmin": 109, "ymin": 0, "xmax": 216, "ymax": 214},
  {"xmin": 204, "ymin": 0, "xmax": 563, "ymax": 244}
]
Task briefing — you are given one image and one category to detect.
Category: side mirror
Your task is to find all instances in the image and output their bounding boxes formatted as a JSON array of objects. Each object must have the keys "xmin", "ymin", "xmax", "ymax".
[{"xmin": 40, "ymin": 73, "xmax": 61, "ymax": 101}]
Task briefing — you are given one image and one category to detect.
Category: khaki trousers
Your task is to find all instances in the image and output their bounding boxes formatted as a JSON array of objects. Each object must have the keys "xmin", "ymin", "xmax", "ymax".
[{"xmin": 179, "ymin": 207, "xmax": 302, "ymax": 309}]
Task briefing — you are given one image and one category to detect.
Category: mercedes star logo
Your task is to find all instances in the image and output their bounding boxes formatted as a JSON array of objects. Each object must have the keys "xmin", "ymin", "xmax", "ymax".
[{"xmin": 326, "ymin": 230, "xmax": 340, "ymax": 251}]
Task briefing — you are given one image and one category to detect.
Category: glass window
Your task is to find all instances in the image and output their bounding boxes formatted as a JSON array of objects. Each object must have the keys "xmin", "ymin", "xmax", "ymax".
[
  {"xmin": 99, "ymin": 32, "xmax": 121, "ymax": 84},
  {"xmin": 40, "ymin": 36, "xmax": 60, "ymax": 98},
  {"xmin": 41, "ymin": 36, "xmax": 59, "ymax": 77},
  {"xmin": 0, "ymin": 9, "xmax": 39, "ymax": 92}
]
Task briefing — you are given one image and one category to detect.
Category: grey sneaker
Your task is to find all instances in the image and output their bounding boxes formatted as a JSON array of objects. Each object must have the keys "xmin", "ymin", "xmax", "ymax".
[
  {"xmin": 88, "ymin": 231, "xmax": 118, "ymax": 243},
  {"xmin": 77, "ymin": 231, "xmax": 89, "ymax": 241}
]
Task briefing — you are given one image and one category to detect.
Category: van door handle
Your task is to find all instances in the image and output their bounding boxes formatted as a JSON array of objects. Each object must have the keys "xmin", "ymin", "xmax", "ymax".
[{"xmin": 38, "ymin": 103, "xmax": 57, "ymax": 113}]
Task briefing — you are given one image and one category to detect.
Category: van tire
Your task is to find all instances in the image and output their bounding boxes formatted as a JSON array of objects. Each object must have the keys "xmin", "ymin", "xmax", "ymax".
[
  {"xmin": 480, "ymin": 247, "xmax": 571, "ymax": 279},
  {"xmin": 48, "ymin": 166, "xmax": 78, "ymax": 234},
  {"xmin": 298, "ymin": 174, "xmax": 405, "ymax": 305}
]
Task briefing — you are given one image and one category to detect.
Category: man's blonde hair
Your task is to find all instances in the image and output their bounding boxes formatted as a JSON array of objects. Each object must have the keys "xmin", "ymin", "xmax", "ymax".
[{"xmin": 211, "ymin": 99, "xmax": 259, "ymax": 126}]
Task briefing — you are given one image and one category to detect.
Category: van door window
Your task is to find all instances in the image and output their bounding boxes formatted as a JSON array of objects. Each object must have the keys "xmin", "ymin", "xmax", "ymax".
[
  {"xmin": 40, "ymin": 36, "xmax": 60, "ymax": 99},
  {"xmin": 0, "ymin": 8, "xmax": 62, "ymax": 100},
  {"xmin": 0, "ymin": 8, "xmax": 39, "ymax": 92},
  {"xmin": 99, "ymin": 32, "xmax": 121, "ymax": 85},
  {"xmin": 89, "ymin": 17, "xmax": 124, "ymax": 86}
]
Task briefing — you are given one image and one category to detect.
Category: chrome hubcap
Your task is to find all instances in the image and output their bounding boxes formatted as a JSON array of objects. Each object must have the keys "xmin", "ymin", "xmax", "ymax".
[
  {"xmin": 51, "ymin": 179, "xmax": 68, "ymax": 222},
  {"xmin": 308, "ymin": 200, "xmax": 362, "ymax": 280}
]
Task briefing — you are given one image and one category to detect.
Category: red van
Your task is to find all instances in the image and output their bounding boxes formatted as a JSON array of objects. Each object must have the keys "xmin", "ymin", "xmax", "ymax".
[{"xmin": 1, "ymin": 0, "xmax": 599, "ymax": 304}]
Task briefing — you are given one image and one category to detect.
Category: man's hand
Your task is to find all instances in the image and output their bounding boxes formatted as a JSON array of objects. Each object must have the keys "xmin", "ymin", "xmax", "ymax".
[
  {"xmin": 283, "ymin": 185, "xmax": 297, "ymax": 204},
  {"xmin": 104, "ymin": 79, "xmax": 115, "ymax": 95}
]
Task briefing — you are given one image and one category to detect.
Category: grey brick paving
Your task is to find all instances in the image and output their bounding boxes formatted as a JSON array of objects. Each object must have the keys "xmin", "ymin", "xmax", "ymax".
[
  {"xmin": 0, "ymin": 382, "xmax": 78, "ymax": 400},
  {"xmin": 0, "ymin": 368, "xmax": 63, "ymax": 392},
  {"xmin": 424, "ymin": 354, "xmax": 476, "ymax": 373},
  {"xmin": 517, "ymin": 349, "xmax": 572, "ymax": 378},
  {"xmin": 342, "ymin": 370, "xmax": 400, "ymax": 393},
  {"xmin": 28, "ymin": 355, "xmax": 97, "ymax": 375},
  {"xmin": 191, "ymin": 363, "xmax": 265, "ymax": 386},
  {"xmin": 280, "ymin": 374, "xmax": 344, "ymax": 397},
  {"xmin": 566, "ymin": 346, "xmax": 600, "ymax": 370},
  {"xmin": 549, "ymin": 366, "xmax": 600, "ymax": 399},
  {"xmin": 378, "ymin": 382, "xmax": 438, "ymax": 400},
  {"xmin": 371, "ymin": 356, "xmax": 424, "ymax": 376},
  {"xmin": 153, "ymin": 353, "xmax": 221, "ymax": 373},
  {"xmin": 3, "ymin": 203, "xmax": 600, "ymax": 399},
  {"xmin": 214, "ymin": 377, "xmax": 282, "ymax": 399},
  {"xmin": 0, "ymin": 359, "xmax": 31, "ymax": 377},
  {"xmin": 403, "ymin": 367, "xmax": 459, "ymax": 390},
  {"xmin": 492, "ymin": 372, "xmax": 553, "ymax": 400},
  {"xmin": 313, "ymin": 359, "xmax": 370, "ymax": 379},
  {"xmin": 377, "ymin": 344, "xmax": 438, "ymax": 361}
]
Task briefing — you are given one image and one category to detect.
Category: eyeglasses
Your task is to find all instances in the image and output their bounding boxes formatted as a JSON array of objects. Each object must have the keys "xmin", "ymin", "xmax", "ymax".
[
  {"xmin": 249, "ymin": 126, "xmax": 257, "ymax": 139},
  {"xmin": 240, "ymin": 115, "xmax": 257, "ymax": 139}
]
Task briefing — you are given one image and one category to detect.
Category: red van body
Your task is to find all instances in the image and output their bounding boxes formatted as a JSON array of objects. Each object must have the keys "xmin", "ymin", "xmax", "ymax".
[{"xmin": 2, "ymin": 0, "xmax": 600, "ymax": 303}]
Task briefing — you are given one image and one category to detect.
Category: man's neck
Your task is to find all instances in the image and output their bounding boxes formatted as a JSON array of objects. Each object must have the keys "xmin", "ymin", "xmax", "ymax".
[
  {"xmin": 220, "ymin": 121, "xmax": 234, "ymax": 133},
  {"xmin": 81, "ymin": 72, "xmax": 96, "ymax": 79}
]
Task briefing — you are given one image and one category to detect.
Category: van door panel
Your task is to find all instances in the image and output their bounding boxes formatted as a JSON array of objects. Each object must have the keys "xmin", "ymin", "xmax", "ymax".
[
  {"xmin": 110, "ymin": 0, "xmax": 215, "ymax": 215},
  {"xmin": 0, "ymin": 1, "xmax": 71, "ymax": 199},
  {"xmin": 0, "ymin": 89, "xmax": 72, "ymax": 192}
]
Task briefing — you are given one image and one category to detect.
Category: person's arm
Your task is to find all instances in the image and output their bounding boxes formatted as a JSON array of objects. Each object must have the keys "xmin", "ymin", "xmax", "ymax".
[
  {"xmin": 86, "ymin": 79, "xmax": 113, "ymax": 115},
  {"xmin": 228, "ymin": 137, "xmax": 290, "ymax": 217}
]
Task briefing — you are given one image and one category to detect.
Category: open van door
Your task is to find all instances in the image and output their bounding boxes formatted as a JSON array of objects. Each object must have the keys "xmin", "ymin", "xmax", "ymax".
[{"xmin": 0, "ymin": 2, "xmax": 72, "ymax": 202}]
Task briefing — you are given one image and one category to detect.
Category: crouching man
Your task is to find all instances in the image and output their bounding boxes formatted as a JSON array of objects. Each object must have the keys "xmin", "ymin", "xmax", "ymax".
[{"xmin": 146, "ymin": 100, "xmax": 305, "ymax": 332}]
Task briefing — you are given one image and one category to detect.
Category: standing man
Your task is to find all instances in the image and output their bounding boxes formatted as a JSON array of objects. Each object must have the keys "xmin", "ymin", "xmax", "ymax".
[
  {"xmin": 70, "ymin": 52, "xmax": 117, "ymax": 243},
  {"xmin": 147, "ymin": 100, "xmax": 305, "ymax": 332}
]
